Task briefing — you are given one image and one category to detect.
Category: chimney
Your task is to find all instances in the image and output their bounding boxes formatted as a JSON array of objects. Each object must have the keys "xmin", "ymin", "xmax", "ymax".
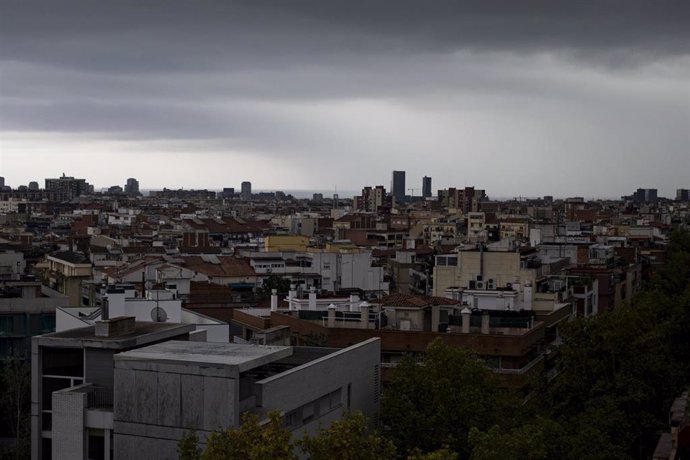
[
  {"xmin": 288, "ymin": 284, "xmax": 297, "ymax": 310},
  {"xmin": 270, "ymin": 289, "xmax": 278, "ymax": 312},
  {"xmin": 327, "ymin": 304, "xmax": 337, "ymax": 328},
  {"xmin": 95, "ymin": 316, "xmax": 135, "ymax": 337},
  {"xmin": 102, "ymin": 297, "xmax": 109, "ymax": 321},
  {"xmin": 481, "ymin": 311, "xmax": 490, "ymax": 334},
  {"xmin": 523, "ymin": 282, "xmax": 533, "ymax": 310},
  {"xmin": 308, "ymin": 286, "xmax": 317, "ymax": 310},
  {"xmin": 349, "ymin": 294, "xmax": 360, "ymax": 312},
  {"xmin": 360, "ymin": 301, "xmax": 370, "ymax": 329},
  {"xmin": 431, "ymin": 304, "xmax": 440, "ymax": 333},
  {"xmin": 461, "ymin": 307, "xmax": 471, "ymax": 333},
  {"xmin": 105, "ymin": 287, "xmax": 126, "ymax": 318}
]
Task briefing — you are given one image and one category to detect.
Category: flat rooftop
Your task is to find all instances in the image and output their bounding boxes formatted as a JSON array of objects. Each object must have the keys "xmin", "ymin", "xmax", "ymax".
[
  {"xmin": 37, "ymin": 322, "xmax": 194, "ymax": 349},
  {"xmin": 115, "ymin": 341, "xmax": 293, "ymax": 372}
]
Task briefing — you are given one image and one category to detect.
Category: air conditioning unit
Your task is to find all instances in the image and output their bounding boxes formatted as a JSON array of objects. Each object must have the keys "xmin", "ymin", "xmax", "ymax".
[
  {"xmin": 475, "ymin": 281, "xmax": 485, "ymax": 290},
  {"xmin": 487, "ymin": 279, "xmax": 496, "ymax": 290},
  {"xmin": 469, "ymin": 280, "xmax": 476, "ymax": 290}
]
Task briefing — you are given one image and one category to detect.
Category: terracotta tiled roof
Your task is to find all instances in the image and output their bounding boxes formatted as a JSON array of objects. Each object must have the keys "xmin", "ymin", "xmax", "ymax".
[
  {"xmin": 181, "ymin": 217, "xmax": 269, "ymax": 234},
  {"xmin": 180, "ymin": 256, "xmax": 256, "ymax": 278},
  {"xmin": 102, "ymin": 256, "xmax": 164, "ymax": 279}
]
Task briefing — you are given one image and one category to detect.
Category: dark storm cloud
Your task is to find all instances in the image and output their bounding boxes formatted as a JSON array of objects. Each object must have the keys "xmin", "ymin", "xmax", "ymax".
[
  {"xmin": 1, "ymin": 0, "xmax": 689, "ymax": 195},
  {"xmin": 2, "ymin": 1, "xmax": 689, "ymax": 72}
]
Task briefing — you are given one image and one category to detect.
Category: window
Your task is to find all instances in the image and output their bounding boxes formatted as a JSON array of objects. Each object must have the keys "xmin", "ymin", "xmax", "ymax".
[
  {"xmin": 436, "ymin": 256, "xmax": 457, "ymax": 267},
  {"xmin": 284, "ymin": 409, "xmax": 300, "ymax": 428},
  {"xmin": 302, "ymin": 403, "xmax": 315, "ymax": 424},
  {"xmin": 0, "ymin": 316, "xmax": 13, "ymax": 334},
  {"xmin": 318, "ymin": 389, "xmax": 342, "ymax": 415}
]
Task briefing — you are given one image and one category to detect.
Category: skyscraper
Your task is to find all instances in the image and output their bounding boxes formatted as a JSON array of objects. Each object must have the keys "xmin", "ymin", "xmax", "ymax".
[
  {"xmin": 422, "ymin": 176, "xmax": 432, "ymax": 198},
  {"xmin": 633, "ymin": 188, "xmax": 658, "ymax": 203},
  {"xmin": 241, "ymin": 181, "xmax": 252, "ymax": 199},
  {"xmin": 125, "ymin": 178, "xmax": 140, "ymax": 196},
  {"xmin": 391, "ymin": 170, "xmax": 405, "ymax": 204}
]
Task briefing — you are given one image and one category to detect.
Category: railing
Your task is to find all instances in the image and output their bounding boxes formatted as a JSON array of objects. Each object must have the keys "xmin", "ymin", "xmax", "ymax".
[
  {"xmin": 86, "ymin": 385, "xmax": 113, "ymax": 409},
  {"xmin": 493, "ymin": 355, "xmax": 544, "ymax": 375}
]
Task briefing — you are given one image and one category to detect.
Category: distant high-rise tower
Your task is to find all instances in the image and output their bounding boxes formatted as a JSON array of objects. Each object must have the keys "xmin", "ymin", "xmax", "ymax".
[
  {"xmin": 241, "ymin": 181, "xmax": 252, "ymax": 199},
  {"xmin": 633, "ymin": 188, "xmax": 658, "ymax": 203},
  {"xmin": 28, "ymin": 181, "xmax": 39, "ymax": 191},
  {"xmin": 422, "ymin": 176, "xmax": 432, "ymax": 198},
  {"xmin": 0, "ymin": 177, "xmax": 4, "ymax": 188},
  {"xmin": 391, "ymin": 170, "xmax": 406, "ymax": 204},
  {"xmin": 125, "ymin": 178, "xmax": 140, "ymax": 196},
  {"xmin": 45, "ymin": 174, "xmax": 91, "ymax": 199}
]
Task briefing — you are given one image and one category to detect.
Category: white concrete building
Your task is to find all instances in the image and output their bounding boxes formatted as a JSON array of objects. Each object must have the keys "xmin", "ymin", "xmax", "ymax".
[{"xmin": 56, "ymin": 285, "xmax": 228, "ymax": 342}]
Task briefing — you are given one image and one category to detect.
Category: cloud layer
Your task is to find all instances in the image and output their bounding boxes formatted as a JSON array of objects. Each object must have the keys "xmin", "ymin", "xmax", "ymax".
[{"xmin": 1, "ymin": 1, "xmax": 688, "ymax": 197}]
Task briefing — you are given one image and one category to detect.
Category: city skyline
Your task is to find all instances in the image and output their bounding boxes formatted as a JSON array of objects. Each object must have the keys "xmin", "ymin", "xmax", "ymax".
[
  {"xmin": 1, "ymin": 1, "xmax": 689, "ymax": 198},
  {"xmin": 0, "ymin": 171, "xmax": 688, "ymax": 201}
]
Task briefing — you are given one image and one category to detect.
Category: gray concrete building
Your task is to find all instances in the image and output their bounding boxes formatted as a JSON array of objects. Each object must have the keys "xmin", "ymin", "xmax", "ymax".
[
  {"xmin": 31, "ymin": 318, "xmax": 195, "ymax": 460},
  {"xmin": 0, "ymin": 278, "xmax": 68, "ymax": 361},
  {"xmin": 241, "ymin": 181, "xmax": 252, "ymax": 199},
  {"xmin": 124, "ymin": 178, "xmax": 139, "ymax": 196},
  {"xmin": 113, "ymin": 338, "xmax": 381, "ymax": 459},
  {"xmin": 32, "ymin": 317, "xmax": 381, "ymax": 460}
]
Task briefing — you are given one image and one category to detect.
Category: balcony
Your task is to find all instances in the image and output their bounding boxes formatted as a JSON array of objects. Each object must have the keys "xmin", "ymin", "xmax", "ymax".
[{"xmin": 87, "ymin": 385, "xmax": 113, "ymax": 409}]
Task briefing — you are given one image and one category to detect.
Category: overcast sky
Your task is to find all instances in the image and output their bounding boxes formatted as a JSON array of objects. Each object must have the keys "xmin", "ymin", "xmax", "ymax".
[{"xmin": 1, "ymin": 1, "xmax": 688, "ymax": 198}]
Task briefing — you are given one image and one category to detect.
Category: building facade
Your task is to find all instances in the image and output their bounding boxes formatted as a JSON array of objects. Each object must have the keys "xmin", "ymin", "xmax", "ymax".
[
  {"xmin": 422, "ymin": 176, "xmax": 432, "ymax": 199},
  {"xmin": 241, "ymin": 181, "xmax": 252, "ymax": 199},
  {"xmin": 391, "ymin": 171, "xmax": 405, "ymax": 205},
  {"xmin": 124, "ymin": 178, "xmax": 139, "ymax": 196}
]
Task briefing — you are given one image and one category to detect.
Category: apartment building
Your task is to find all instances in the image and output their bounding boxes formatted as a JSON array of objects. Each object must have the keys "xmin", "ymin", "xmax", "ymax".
[
  {"xmin": 31, "ymin": 319, "xmax": 196, "ymax": 460},
  {"xmin": 433, "ymin": 243, "xmax": 569, "ymax": 297},
  {"xmin": 31, "ymin": 317, "xmax": 380, "ymax": 460},
  {"xmin": 262, "ymin": 291, "xmax": 573, "ymax": 390},
  {"xmin": 40, "ymin": 252, "xmax": 93, "ymax": 306},
  {"xmin": 0, "ymin": 279, "xmax": 68, "ymax": 360},
  {"xmin": 249, "ymin": 249, "xmax": 388, "ymax": 295}
]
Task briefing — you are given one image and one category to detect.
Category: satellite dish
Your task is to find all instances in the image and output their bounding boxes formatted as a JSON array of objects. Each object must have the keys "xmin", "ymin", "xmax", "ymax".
[{"xmin": 151, "ymin": 307, "xmax": 168, "ymax": 322}]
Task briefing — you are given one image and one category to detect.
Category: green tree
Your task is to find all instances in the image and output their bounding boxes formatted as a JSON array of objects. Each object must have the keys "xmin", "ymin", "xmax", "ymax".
[
  {"xmin": 177, "ymin": 430, "xmax": 201, "ymax": 460},
  {"xmin": 467, "ymin": 418, "xmax": 568, "ymax": 460},
  {"xmin": 381, "ymin": 338, "xmax": 513, "ymax": 457},
  {"xmin": 201, "ymin": 411, "xmax": 296, "ymax": 460},
  {"xmin": 298, "ymin": 411, "xmax": 396, "ymax": 460},
  {"xmin": 531, "ymin": 227, "xmax": 690, "ymax": 458},
  {"xmin": 407, "ymin": 447, "xmax": 460, "ymax": 460},
  {"xmin": 0, "ymin": 357, "xmax": 31, "ymax": 460},
  {"xmin": 258, "ymin": 274, "xmax": 292, "ymax": 299}
]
